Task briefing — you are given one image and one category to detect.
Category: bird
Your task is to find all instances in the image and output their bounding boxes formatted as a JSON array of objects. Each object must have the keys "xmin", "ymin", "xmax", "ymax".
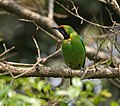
[{"xmin": 52, "ymin": 25, "xmax": 86, "ymax": 70}]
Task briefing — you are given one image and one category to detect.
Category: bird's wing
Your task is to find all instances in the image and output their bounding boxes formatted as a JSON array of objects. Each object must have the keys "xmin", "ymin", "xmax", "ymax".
[{"xmin": 80, "ymin": 37, "xmax": 86, "ymax": 68}]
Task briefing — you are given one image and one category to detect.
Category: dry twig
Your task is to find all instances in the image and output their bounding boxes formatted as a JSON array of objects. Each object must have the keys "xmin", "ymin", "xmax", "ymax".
[
  {"xmin": 0, "ymin": 0, "xmax": 63, "ymax": 39},
  {"xmin": 0, "ymin": 46, "xmax": 15, "ymax": 59},
  {"xmin": 48, "ymin": 0, "xmax": 55, "ymax": 19},
  {"xmin": 19, "ymin": 19, "xmax": 60, "ymax": 41},
  {"xmin": 56, "ymin": 1, "xmax": 112, "ymax": 29},
  {"xmin": 0, "ymin": 61, "xmax": 120, "ymax": 79},
  {"xmin": 99, "ymin": 0, "xmax": 120, "ymax": 16}
]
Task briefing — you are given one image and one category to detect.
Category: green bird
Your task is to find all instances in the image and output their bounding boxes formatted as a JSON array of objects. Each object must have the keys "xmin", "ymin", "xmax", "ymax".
[{"xmin": 52, "ymin": 25, "xmax": 86, "ymax": 69}]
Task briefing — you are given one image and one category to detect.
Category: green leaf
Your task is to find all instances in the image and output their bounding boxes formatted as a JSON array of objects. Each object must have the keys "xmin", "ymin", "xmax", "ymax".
[
  {"xmin": 15, "ymin": 93, "xmax": 42, "ymax": 106},
  {"xmin": 85, "ymin": 81, "xmax": 93, "ymax": 92},
  {"xmin": 56, "ymin": 90, "xmax": 67, "ymax": 96},
  {"xmin": 0, "ymin": 85, "xmax": 11, "ymax": 99},
  {"xmin": 80, "ymin": 98, "xmax": 96, "ymax": 106},
  {"xmin": 68, "ymin": 86, "xmax": 80, "ymax": 98},
  {"xmin": 100, "ymin": 90, "xmax": 112, "ymax": 98},
  {"xmin": 43, "ymin": 84, "xmax": 51, "ymax": 93},
  {"xmin": 37, "ymin": 81, "xmax": 45, "ymax": 91},
  {"xmin": 106, "ymin": 59, "xmax": 112, "ymax": 66},
  {"xmin": 110, "ymin": 101, "xmax": 119, "ymax": 106},
  {"xmin": 93, "ymin": 96, "xmax": 105, "ymax": 105},
  {"xmin": 72, "ymin": 77, "xmax": 83, "ymax": 88},
  {"xmin": 60, "ymin": 102, "xmax": 68, "ymax": 106}
]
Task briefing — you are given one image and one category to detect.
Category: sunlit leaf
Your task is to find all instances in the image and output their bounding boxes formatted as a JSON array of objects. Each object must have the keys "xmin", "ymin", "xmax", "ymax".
[
  {"xmin": 85, "ymin": 81, "xmax": 93, "ymax": 92},
  {"xmin": 60, "ymin": 102, "xmax": 68, "ymax": 106},
  {"xmin": 93, "ymin": 96, "xmax": 106, "ymax": 105},
  {"xmin": 110, "ymin": 101, "xmax": 119, "ymax": 106},
  {"xmin": 106, "ymin": 59, "xmax": 112, "ymax": 66},
  {"xmin": 37, "ymin": 81, "xmax": 45, "ymax": 91},
  {"xmin": 100, "ymin": 90, "xmax": 112, "ymax": 98},
  {"xmin": 68, "ymin": 86, "xmax": 80, "ymax": 98},
  {"xmin": 43, "ymin": 84, "xmax": 51, "ymax": 93},
  {"xmin": 72, "ymin": 77, "xmax": 83, "ymax": 88}
]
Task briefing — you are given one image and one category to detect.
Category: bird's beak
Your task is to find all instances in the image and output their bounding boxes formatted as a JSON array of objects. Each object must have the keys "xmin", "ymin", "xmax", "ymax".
[
  {"xmin": 51, "ymin": 27, "xmax": 64, "ymax": 39},
  {"xmin": 51, "ymin": 27, "xmax": 59, "ymax": 30}
]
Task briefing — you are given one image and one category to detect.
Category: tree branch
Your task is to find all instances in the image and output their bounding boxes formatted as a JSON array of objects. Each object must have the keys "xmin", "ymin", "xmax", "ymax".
[
  {"xmin": 86, "ymin": 46, "xmax": 120, "ymax": 64},
  {"xmin": 48, "ymin": 0, "xmax": 55, "ymax": 19},
  {"xmin": 0, "ymin": 46, "xmax": 15, "ymax": 58},
  {"xmin": 0, "ymin": 0, "xmax": 120, "ymax": 80},
  {"xmin": 56, "ymin": 1, "xmax": 112, "ymax": 29},
  {"xmin": 0, "ymin": 0, "xmax": 63, "ymax": 40},
  {"xmin": 99, "ymin": 0, "xmax": 120, "ymax": 17},
  {"xmin": 0, "ymin": 61, "xmax": 120, "ymax": 79}
]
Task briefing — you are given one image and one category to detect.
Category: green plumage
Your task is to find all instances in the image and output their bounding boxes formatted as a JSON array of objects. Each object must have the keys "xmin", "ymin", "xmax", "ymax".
[
  {"xmin": 52, "ymin": 25, "xmax": 86, "ymax": 69},
  {"xmin": 62, "ymin": 35, "xmax": 85, "ymax": 69}
]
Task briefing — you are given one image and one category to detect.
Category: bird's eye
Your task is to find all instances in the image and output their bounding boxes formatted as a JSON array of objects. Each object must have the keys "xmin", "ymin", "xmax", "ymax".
[
  {"xmin": 59, "ymin": 27, "xmax": 70, "ymax": 39},
  {"xmin": 59, "ymin": 27, "xmax": 66, "ymax": 35}
]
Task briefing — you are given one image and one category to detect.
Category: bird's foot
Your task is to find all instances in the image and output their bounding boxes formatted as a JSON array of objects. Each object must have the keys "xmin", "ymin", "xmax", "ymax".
[{"xmin": 80, "ymin": 68, "xmax": 84, "ymax": 72}]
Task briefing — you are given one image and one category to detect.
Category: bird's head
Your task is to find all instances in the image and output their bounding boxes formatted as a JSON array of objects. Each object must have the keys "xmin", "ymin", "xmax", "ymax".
[{"xmin": 52, "ymin": 25, "xmax": 76, "ymax": 40}]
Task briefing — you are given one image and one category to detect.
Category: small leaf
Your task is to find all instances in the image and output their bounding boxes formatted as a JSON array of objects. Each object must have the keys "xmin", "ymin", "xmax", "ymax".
[
  {"xmin": 93, "ymin": 96, "xmax": 106, "ymax": 105},
  {"xmin": 110, "ymin": 101, "xmax": 119, "ymax": 106},
  {"xmin": 72, "ymin": 77, "xmax": 83, "ymax": 88},
  {"xmin": 100, "ymin": 90, "xmax": 112, "ymax": 98},
  {"xmin": 37, "ymin": 81, "xmax": 45, "ymax": 91},
  {"xmin": 43, "ymin": 84, "xmax": 51, "ymax": 92},
  {"xmin": 56, "ymin": 90, "xmax": 67, "ymax": 96},
  {"xmin": 68, "ymin": 86, "xmax": 80, "ymax": 98},
  {"xmin": 85, "ymin": 81, "xmax": 93, "ymax": 92},
  {"xmin": 106, "ymin": 59, "xmax": 112, "ymax": 66},
  {"xmin": 60, "ymin": 102, "xmax": 68, "ymax": 106}
]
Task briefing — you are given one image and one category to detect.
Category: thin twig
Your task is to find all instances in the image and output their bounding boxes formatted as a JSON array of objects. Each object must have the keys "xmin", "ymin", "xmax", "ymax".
[
  {"xmin": 13, "ymin": 36, "xmax": 43, "ymax": 78},
  {"xmin": 32, "ymin": 36, "xmax": 41, "ymax": 60},
  {"xmin": 95, "ymin": 34, "xmax": 109, "ymax": 60},
  {"xmin": 0, "ymin": 0, "xmax": 63, "ymax": 40},
  {"xmin": 12, "ymin": 37, "xmax": 61, "ymax": 78},
  {"xmin": 0, "ymin": 62, "xmax": 14, "ymax": 78},
  {"xmin": 0, "ymin": 46, "xmax": 15, "ymax": 58},
  {"xmin": 0, "ymin": 52, "xmax": 17, "ymax": 61},
  {"xmin": 41, "ymin": 48, "xmax": 61, "ymax": 63},
  {"xmin": 3, "ymin": 43, "xmax": 7, "ymax": 51},
  {"xmin": 48, "ymin": 0, "xmax": 55, "ymax": 19},
  {"xmin": 56, "ymin": 2, "xmax": 112, "ymax": 29},
  {"xmin": 6, "ymin": 61, "xmax": 34, "ymax": 67},
  {"xmin": 13, "ymin": 59, "xmax": 42, "ymax": 79},
  {"xmin": 19, "ymin": 19, "xmax": 59, "ymax": 41},
  {"xmin": 34, "ymin": 0, "xmax": 46, "ymax": 16},
  {"xmin": 0, "ymin": 72, "xmax": 9, "ymax": 75},
  {"xmin": 108, "ymin": 38, "xmax": 120, "ymax": 53}
]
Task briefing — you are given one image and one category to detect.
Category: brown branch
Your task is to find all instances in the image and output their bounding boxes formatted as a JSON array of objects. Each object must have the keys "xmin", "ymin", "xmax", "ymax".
[
  {"xmin": 34, "ymin": 0, "xmax": 46, "ymax": 16},
  {"xmin": 0, "ymin": 61, "xmax": 120, "ymax": 79},
  {"xmin": 0, "ymin": 46, "xmax": 15, "ymax": 58},
  {"xmin": 0, "ymin": 45, "xmax": 120, "ymax": 79},
  {"xmin": 19, "ymin": 19, "xmax": 60, "ymax": 41},
  {"xmin": 86, "ymin": 46, "xmax": 120, "ymax": 64},
  {"xmin": 32, "ymin": 36, "xmax": 41, "ymax": 60},
  {"xmin": 99, "ymin": 0, "xmax": 120, "ymax": 17},
  {"xmin": 0, "ymin": 0, "xmax": 63, "ymax": 40},
  {"xmin": 41, "ymin": 48, "xmax": 61, "ymax": 63},
  {"xmin": 48, "ymin": 0, "xmax": 55, "ymax": 19},
  {"xmin": 56, "ymin": 1, "xmax": 112, "ymax": 29}
]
